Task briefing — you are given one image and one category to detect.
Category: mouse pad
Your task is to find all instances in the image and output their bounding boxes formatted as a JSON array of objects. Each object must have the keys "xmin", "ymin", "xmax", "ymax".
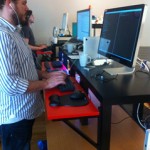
[{"xmin": 49, "ymin": 94, "xmax": 89, "ymax": 107}]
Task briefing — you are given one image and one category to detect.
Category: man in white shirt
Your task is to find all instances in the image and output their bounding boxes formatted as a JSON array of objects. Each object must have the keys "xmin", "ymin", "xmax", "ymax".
[{"xmin": 0, "ymin": 0, "xmax": 66, "ymax": 149}]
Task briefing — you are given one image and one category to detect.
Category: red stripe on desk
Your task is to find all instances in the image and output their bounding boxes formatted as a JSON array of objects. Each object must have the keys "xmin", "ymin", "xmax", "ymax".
[{"xmin": 44, "ymin": 77, "xmax": 99, "ymax": 120}]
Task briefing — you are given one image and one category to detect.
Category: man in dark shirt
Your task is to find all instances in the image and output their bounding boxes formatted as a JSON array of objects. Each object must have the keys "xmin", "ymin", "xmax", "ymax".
[
  {"xmin": 21, "ymin": 10, "xmax": 49, "ymax": 69},
  {"xmin": 21, "ymin": 10, "xmax": 47, "ymax": 51}
]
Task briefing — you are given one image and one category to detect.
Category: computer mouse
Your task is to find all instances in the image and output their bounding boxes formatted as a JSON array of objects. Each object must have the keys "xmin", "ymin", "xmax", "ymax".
[
  {"xmin": 49, "ymin": 95, "xmax": 60, "ymax": 106},
  {"xmin": 70, "ymin": 90, "xmax": 85, "ymax": 100}
]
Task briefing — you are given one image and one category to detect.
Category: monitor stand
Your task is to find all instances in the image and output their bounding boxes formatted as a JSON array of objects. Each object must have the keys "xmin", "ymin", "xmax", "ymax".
[{"xmin": 103, "ymin": 66, "xmax": 135, "ymax": 75}]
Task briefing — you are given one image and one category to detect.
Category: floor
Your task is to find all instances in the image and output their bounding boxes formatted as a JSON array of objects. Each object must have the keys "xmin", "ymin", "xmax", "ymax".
[
  {"xmin": 31, "ymin": 112, "xmax": 47, "ymax": 150},
  {"xmin": 0, "ymin": 105, "xmax": 147, "ymax": 150},
  {"xmin": 46, "ymin": 105, "xmax": 145, "ymax": 150}
]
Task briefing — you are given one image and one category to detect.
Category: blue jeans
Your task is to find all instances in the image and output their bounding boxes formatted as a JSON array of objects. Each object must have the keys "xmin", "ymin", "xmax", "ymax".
[{"xmin": 0, "ymin": 119, "xmax": 35, "ymax": 150}]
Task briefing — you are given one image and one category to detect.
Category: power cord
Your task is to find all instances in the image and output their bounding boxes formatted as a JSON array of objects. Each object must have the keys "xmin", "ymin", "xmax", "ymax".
[
  {"xmin": 137, "ymin": 103, "xmax": 146, "ymax": 129},
  {"xmin": 136, "ymin": 57, "xmax": 150, "ymax": 73},
  {"xmin": 69, "ymin": 59, "xmax": 78, "ymax": 71},
  {"xmin": 135, "ymin": 57, "xmax": 150, "ymax": 77},
  {"xmin": 111, "ymin": 116, "xmax": 130, "ymax": 124}
]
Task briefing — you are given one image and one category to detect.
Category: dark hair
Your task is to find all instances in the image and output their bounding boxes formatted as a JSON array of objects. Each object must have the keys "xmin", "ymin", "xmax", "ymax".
[
  {"xmin": 21, "ymin": 10, "xmax": 32, "ymax": 26},
  {"xmin": 0, "ymin": 0, "xmax": 17, "ymax": 9},
  {"xmin": 0, "ymin": 0, "xmax": 6, "ymax": 9}
]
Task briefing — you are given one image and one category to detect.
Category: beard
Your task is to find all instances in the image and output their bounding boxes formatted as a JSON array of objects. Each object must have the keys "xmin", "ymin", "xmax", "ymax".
[{"xmin": 11, "ymin": 12, "xmax": 20, "ymax": 26}]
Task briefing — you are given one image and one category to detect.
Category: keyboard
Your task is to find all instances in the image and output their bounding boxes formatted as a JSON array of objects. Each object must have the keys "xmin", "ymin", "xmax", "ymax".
[
  {"xmin": 58, "ymin": 77, "xmax": 75, "ymax": 92},
  {"xmin": 68, "ymin": 37, "xmax": 80, "ymax": 43},
  {"xmin": 44, "ymin": 61, "xmax": 60, "ymax": 72},
  {"xmin": 51, "ymin": 61, "xmax": 62, "ymax": 68},
  {"xmin": 44, "ymin": 61, "xmax": 51, "ymax": 72},
  {"xmin": 41, "ymin": 46, "xmax": 54, "ymax": 52}
]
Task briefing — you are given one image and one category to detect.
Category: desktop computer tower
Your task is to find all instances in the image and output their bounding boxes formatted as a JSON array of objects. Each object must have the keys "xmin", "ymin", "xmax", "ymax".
[{"xmin": 83, "ymin": 36, "xmax": 99, "ymax": 59}]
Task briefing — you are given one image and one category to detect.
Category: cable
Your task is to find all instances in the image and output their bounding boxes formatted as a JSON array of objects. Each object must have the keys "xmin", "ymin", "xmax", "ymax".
[
  {"xmin": 136, "ymin": 61, "xmax": 149, "ymax": 73},
  {"xmin": 69, "ymin": 59, "xmax": 78, "ymax": 71},
  {"xmin": 111, "ymin": 116, "xmax": 130, "ymax": 124},
  {"xmin": 137, "ymin": 57, "xmax": 142, "ymax": 62},
  {"xmin": 137, "ymin": 103, "xmax": 146, "ymax": 129},
  {"xmin": 9, "ymin": 3, "xmax": 22, "ymax": 30},
  {"xmin": 142, "ymin": 62, "xmax": 149, "ymax": 72},
  {"xmin": 135, "ymin": 70, "xmax": 150, "ymax": 78},
  {"xmin": 137, "ymin": 57, "xmax": 150, "ymax": 73}
]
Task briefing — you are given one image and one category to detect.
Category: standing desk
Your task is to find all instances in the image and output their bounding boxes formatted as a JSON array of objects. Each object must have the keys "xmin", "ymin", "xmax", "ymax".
[
  {"xmin": 43, "ymin": 62, "xmax": 100, "ymax": 149},
  {"xmin": 63, "ymin": 53, "xmax": 150, "ymax": 150}
]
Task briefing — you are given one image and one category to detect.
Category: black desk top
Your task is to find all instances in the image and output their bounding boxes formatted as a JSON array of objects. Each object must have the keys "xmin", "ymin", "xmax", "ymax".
[
  {"xmin": 61, "ymin": 48, "xmax": 149, "ymax": 150},
  {"xmin": 69, "ymin": 59, "xmax": 150, "ymax": 105}
]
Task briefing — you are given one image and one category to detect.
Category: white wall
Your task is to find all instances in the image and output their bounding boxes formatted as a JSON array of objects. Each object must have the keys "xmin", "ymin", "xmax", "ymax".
[{"xmin": 27, "ymin": 0, "xmax": 150, "ymax": 46}]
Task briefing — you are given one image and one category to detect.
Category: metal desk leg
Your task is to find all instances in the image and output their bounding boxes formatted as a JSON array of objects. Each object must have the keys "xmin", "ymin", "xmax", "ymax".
[{"xmin": 97, "ymin": 105, "xmax": 112, "ymax": 150}]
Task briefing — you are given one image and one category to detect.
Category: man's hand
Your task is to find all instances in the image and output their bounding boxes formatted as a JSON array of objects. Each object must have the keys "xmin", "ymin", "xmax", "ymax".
[
  {"xmin": 41, "ymin": 70, "xmax": 67, "ymax": 80},
  {"xmin": 27, "ymin": 71, "xmax": 67, "ymax": 92},
  {"xmin": 44, "ymin": 73, "xmax": 66, "ymax": 89}
]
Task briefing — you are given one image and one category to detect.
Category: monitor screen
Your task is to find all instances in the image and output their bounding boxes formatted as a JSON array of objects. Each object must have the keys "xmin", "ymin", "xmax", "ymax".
[
  {"xmin": 59, "ymin": 13, "xmax": 68, "ymax": 36},
  {"xmin": 98, "ymin": 4, "xmax": 147, "ymax": 75},
  {"xmin": 62, "ymin": 13, "xmax": 68, "ymax": 31},
  {"xmin": 77, "ymin": 9, "xmax": 91, "ymax": 41}
]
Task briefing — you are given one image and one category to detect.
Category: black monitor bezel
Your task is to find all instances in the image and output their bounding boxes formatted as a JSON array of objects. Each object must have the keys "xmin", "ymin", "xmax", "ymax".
[{"xmin": 98, "ymin": 4, "xmax": 146, "ymax": 68}]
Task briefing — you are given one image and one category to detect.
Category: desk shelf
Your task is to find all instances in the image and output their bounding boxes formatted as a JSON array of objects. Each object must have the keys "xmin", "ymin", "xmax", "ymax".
[
  {"xmin": 36, "ymin": 51, "xmax": 53, "ymax": 55},
  {"xmin": 44, "ymin": 77, "xmax": 99, "ymax": 120}
]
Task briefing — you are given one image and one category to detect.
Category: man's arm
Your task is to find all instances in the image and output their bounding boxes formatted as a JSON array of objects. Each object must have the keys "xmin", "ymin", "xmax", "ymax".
[
  {"xmin": 37, "ymin": 70, "xmax": 67, "ymax": 80},
  {"xmin": 26, "ymin": 70, "xmax": 67, "ymax": 93},
  {"xmin": 27, "ymin": 74, "xmax": 66, "ymax": 92},
  {"xmin": 24, "ymin": 38, "xmax": 47, "ymax": 51}
]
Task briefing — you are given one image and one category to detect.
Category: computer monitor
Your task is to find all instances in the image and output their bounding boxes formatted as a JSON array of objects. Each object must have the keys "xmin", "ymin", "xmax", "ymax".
[
  {"xmin": 60, "ymin": 13, "xmax": 68, "ymax": 35},
  {"xmin": 98, "ymin": 4, "xmax": 147, "ymax": 75},
  {"xmin": 77, "ymin": 9, "xmax": 91, "ymax": 41}
]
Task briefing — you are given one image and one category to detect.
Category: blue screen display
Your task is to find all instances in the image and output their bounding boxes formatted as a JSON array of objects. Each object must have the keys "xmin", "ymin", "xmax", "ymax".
[{"xmin": 77, "ymin": 9, "xmax": 91, "ymax": 41}]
